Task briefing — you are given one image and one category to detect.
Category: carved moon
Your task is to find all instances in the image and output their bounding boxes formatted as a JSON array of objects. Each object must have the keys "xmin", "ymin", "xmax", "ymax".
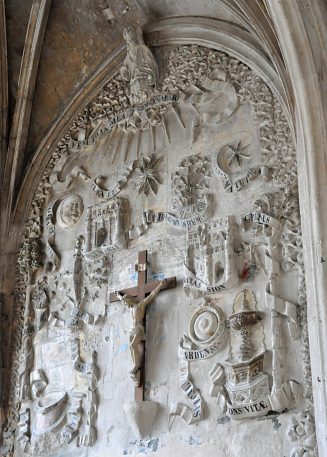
[
  {"xmin": 188, "ymin": 304, "xmax": 225, "ymax": 347},
  {"xmin": 56, "ymin": 194, "xmax": 84, "ymax": 228}
]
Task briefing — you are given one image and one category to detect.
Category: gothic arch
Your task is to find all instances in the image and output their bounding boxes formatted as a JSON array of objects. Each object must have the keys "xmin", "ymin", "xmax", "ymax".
[{"xmin": 2, "ymin": 4, "xmax": 327, "ymax": 456}]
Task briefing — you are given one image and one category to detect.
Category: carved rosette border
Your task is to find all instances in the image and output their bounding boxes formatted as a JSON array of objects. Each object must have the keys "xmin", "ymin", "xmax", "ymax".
[{"xmin": 2, "ymin": 45, "xmax": 314, "ymax": 456}]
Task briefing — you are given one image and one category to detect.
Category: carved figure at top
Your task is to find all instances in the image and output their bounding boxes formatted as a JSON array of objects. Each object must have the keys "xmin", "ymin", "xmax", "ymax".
[
  {"xmin": 115, "ymin": 279, "xmax": 167, "ymax": 384},
  {"xmin": 57, "ymin": 194, "xmax": 84, "ymax": 228},
  {"xmin": 120, "ymin": 24, "xmax": 159, "ymax": 104}
]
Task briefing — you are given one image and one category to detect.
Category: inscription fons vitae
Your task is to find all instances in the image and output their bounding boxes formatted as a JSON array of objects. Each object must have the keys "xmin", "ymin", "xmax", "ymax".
[{"xmin": 6, "ymin": 23, "xmax": 315, "ymax": 457}]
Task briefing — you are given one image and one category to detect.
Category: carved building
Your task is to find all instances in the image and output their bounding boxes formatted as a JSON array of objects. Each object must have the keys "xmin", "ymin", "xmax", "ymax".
[{"xmin": 0, "ymin": 1, "xmax": 326, "ymax": 457}]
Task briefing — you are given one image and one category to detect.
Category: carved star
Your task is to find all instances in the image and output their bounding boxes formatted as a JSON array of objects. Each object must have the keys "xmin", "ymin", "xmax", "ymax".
[{"xmin": 226, "ymin": 141, "xmax": 251, "ymax": 167}]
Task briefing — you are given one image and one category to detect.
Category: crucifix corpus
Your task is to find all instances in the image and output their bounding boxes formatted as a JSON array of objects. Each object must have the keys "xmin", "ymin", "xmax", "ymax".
[{"xmin": 110, "ymin": 250, "xmax": 176, "ymax": 401}]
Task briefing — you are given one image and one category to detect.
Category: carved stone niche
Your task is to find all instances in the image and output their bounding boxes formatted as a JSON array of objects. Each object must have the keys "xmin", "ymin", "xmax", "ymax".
[{"xmin": 84, "ymin": 197, "xmax": 129, "ymax": 260}]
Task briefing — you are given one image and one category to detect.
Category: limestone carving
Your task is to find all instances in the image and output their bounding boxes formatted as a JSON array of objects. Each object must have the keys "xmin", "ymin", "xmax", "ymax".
[
  {"xmin": 212, "ymin": 140, "xmax": 270, "ymax": 193},
  {"xmin": 16, "ymin": 407, "xmax": 30, "ymax": 451},
  {"xmin": 179, "ymin": 300, "xmax": 227, "ymax": 361},
  {"xmin": 32, "ymin": 389, "xmax": 67, "ymax": 436},
  {"xmin": 288, "ymin": 409, "xmax": 317, "ymax": 457},
  {"xmin": 184, "ymin": 216, "xmax": 239, "ymax": 296},
  {"xmin": 56, "ymin": 194, "xmax": 84, "ymax": 228},
  {"xmin": 131, "ymin": 154, "xmax": 162, "ymax": 196},
  {"xmin": 188, "ymin": 301, "xmax": 226, "ymax": 349},
  {"xmin": 5, "ymin": 43, "xmax": 316, "ymax": 456},
  {"xmin": 172, "ymin": 300, "xmax": 227, "ymax": 426},
  {"xmin": 237, "ymin": 242, "xmax": 265, "ymax": 282},
  {"xmin": 170, "ymin": 342, "xmax": 203, "ymax": 426},
  {"xmin": 123, "ymin": 401, "xmax": 158, "ymax": 440},
  {"xmin": 31, "ymin": 277, "xmax": 49, "ymax": 331},
  {"xmin": 210, "ymin": 290, "xmax": 271, "ymax": 420},
  {"xmin": 18, "ymin": 280, "xmax": 36, "ymax": 402},
  {"xmin": 120, "ymin": 24, "xmax": 159, "ymax": 105},
  {"xmin": 45, "ymin": 200, "xmax": 60, "ymax": 271},
  {"xmin": 91, "ymin": 161, "xmax": 134, "ymax": 199},
  {"xmin": 86, "ymin": 256, "xmax": 109, "ymax": 287},
  {"xmin": 84, "ymin": 197, "xmax": 129, "ymax": 259},
  {"xmin": 184, "ymin": 69, "xmax": 237, "ymax": 125},
  {"xmin": 172, "ymin": 154, "xmax": 211, "ymax": 220},
  {"xmin": 228, "ymin": 289, "xmax": 263, "ymax": 362},
  {"xmin": 61, "ymin": 392, "xmax": 82, "ymax": 444},
  {"xmin": 241, "ymin": 191, "xmax": 301, "ymax": 409}
]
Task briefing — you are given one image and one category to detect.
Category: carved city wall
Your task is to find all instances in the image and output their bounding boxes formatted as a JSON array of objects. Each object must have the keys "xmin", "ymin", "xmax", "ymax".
[{"xmin": 2, "ymin": 33, "xmax": 317, "ymax": 457}]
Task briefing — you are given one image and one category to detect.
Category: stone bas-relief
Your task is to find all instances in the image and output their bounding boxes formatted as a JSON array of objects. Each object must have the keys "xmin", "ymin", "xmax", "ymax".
[{"xmin": 5, "ymin": 34, "xmax": 316, "ymax": 457}]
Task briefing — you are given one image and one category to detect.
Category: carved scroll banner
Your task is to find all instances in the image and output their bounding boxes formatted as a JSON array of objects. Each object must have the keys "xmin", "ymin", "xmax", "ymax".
[
  {"xmin": 169, "ymin": 360, "xmax": 203, "ymax": 425},
  {"xmin": 178, "ymin": 336, "xmax": 225, "ymax": 361},
  {"xmin": 224, "ymin": 379, "xmax": 301, "ymax": 419},
  {"xmin": 91, "ymin": 162, "xmax": 134, "ymax": 199},
  {"xmin": 241, "ymin": 211, "xmax": 280, "ymax": 229},
  {"xmin": 69, "ymin": 94, "xmax": 180, "ymax": 150},
  {"xmin": 170, "ymin": 304, "xmax": 227, "ymax": 425},
  {"xmin": 183, "ymin": 265, "xmax": 238, "ymax": 295},
  {"xmin": 61, "ymin": 393, "xmax": 83, "ymax": 444},
  {"xmin": 169, "ymin": 344, "xmax": 203, "ymax": 426},
  {"xmin": 212, "ymin": 144, "xmax": 270, "ymax": 193},
  {"xmin": 268, "ymin": 380, "xmax": 302, "ymax": 413},
  {"xmin": 69, "ymin": 339, "xmax": 98, "ymax": 447},
  {"xmin": 45, "ymin": 200, "xmax": 61, "ymax": 271},
  {"xmin": 49, "ymin": 307, "xmax": 100, "ymax": 331},
  {"xmin": 144, "ymin": 197, "xmax": 212, "ymax": 229},
  {"xmin": 265, "ymin": 285, "xmax": 299, "ymax": 340}
]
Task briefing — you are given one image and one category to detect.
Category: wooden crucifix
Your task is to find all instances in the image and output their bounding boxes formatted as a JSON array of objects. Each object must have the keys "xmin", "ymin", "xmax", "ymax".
[{"xmin": 110, "ymin": 250, "xmax": 176, "ymax": 401}]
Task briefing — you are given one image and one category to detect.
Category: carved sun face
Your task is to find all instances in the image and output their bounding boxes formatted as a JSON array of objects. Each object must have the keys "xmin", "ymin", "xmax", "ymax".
[{"xmin": 57, "ymin": 194, "xmax": 84, "ymax": 228}]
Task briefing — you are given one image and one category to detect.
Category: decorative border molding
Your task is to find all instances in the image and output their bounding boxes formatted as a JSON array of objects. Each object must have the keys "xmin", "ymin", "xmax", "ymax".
[{"xmin": 266, "ymin": 2, "xmax": 327, "ymax": 455}]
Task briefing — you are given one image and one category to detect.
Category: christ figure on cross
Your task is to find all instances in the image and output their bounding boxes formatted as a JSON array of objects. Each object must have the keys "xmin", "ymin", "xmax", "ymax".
[{"xmin": 115, "ymin": 278, "xmax": 167, "ymax": 385}]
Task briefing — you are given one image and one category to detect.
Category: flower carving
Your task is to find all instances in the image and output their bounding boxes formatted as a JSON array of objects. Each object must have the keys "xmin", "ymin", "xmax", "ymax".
[
  {"xmin": 172, "ymin": 154, "xmax": 211, "ymax": 209},
  {"xmin": 132, "ymin": 154, "xmax": 162, "ymax": 197}
]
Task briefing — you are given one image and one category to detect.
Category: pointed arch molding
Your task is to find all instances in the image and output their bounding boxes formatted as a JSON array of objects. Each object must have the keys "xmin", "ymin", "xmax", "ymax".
[
  {"xmin": 9, "ymin": 16, "xmax": 292, "ymax": 252},
  {"xmin": 5, "ymin": 11, "xmax": 327, "ymax": 454},
  {"xmin": 265, "ymin": 2, "xmax": 327, "ymax": 456}
]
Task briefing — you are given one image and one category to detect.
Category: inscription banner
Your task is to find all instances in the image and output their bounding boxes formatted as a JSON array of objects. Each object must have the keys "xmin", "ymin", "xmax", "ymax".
[
  {"xmin": 241, "ymin": 211, "xmax": 279, "ymax": 229},
  {"xmin": 91, "ymin": 162, "xmax": 134, "ymax": 200},
  {"xmin": 183, "ymin": 264, "xmax": 239, "ymax": 294},
  {"xmin": 45, "ymin": 200, "xmax": 61, "ymax": 271},
  {"xmin": 69, "ymin": 94, "xmax": 179, "ymax": 150},
  {"xmin": 170, "ymin": 338, "xmax": 203, "ymax": 425},
  {"xmin": 226, "ymin": 397, "xmax": 271, "ymax": 419},
  {"xmin": 144, "ymin": 198, "xmax": 212, "ymax": 229}
]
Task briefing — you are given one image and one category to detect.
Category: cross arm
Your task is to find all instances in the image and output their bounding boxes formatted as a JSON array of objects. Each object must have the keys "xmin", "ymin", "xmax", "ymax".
[{"xmin": 109, "ymin": 276, "xmax": 176, "ymax": 303}]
